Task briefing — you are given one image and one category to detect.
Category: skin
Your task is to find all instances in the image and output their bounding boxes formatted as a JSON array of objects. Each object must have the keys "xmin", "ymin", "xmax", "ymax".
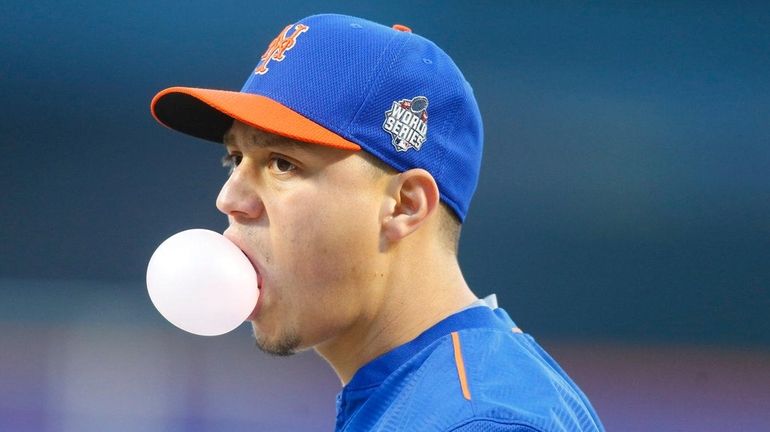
[{"xmin": 218, "ymin": 120, "xmax": 478, "ymax": 384}]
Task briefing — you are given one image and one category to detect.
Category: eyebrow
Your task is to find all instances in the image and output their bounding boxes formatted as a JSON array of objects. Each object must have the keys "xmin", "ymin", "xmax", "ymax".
[{"xmin": 222, "ymin": 129, "xmax": 305, "ymax": 152}]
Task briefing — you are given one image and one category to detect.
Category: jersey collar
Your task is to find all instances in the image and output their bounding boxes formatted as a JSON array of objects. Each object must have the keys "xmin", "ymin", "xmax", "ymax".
[{"xmin": 345, "ymin": 304, "xmax": 517, "ymax": 391}]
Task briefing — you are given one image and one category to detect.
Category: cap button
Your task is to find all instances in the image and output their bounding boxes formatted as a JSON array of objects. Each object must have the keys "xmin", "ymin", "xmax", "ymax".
[{"xmin": 392, "ymin": 24, "xmax": 412, "ymax": 33}]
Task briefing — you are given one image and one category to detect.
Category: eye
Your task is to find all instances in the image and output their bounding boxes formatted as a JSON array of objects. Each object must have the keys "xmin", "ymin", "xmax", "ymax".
[{"xmin": 269, "ymin": 157, "xmax": 297, "ymax": 173}]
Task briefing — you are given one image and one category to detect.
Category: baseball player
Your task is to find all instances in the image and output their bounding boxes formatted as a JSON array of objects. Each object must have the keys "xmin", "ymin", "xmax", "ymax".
[{"xmin": 150, "ymin": 14, "xmax": 605, "ymax": 432}]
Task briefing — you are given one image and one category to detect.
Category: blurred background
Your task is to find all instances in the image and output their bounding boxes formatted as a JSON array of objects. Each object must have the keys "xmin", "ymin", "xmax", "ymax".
[{"xmin": 2, "ymin": 1, "xmax": 769, "ymax": 430}]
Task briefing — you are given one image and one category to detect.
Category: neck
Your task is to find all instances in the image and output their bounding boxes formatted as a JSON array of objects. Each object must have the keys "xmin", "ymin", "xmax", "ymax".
[{"xmin": 314, "ymin": 243, "xmax": 477, "ymax": 385}]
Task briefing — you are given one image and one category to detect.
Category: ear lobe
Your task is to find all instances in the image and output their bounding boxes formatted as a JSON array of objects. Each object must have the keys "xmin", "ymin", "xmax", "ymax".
[{"xmin": 381, "ymin": 169, "xmax": 440, "ymax": 243}]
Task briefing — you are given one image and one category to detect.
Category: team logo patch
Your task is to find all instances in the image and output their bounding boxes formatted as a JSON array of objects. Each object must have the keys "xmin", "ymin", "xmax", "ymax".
[
  {"xmin": 255, "ymin": 23, "xmax": 309, "ymax": 75},
  {"xmin": 382, "ymin": 96, "xmax": 429, "ymax": 152}
]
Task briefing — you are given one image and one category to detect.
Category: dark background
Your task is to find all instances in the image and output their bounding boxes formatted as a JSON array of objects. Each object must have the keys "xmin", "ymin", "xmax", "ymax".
[
  {"xmin": 3, "ymin": 1, "xmax": 768, "ymax": 345},
  {"xmin": 2, "ymin": 2, "xmax": 770, "ymax": 430}
]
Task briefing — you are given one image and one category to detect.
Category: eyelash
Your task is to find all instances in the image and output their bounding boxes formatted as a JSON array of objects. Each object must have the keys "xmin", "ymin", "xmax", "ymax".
[{"xmin": 222, "ymin": 154, "xmax": 241, "ymax": 175}]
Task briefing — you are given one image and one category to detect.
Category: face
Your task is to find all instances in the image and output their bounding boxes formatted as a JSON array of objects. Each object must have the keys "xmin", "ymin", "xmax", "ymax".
[{"xmin": 218, "ymin": 121, "xmax": 389, "ymax": 356}]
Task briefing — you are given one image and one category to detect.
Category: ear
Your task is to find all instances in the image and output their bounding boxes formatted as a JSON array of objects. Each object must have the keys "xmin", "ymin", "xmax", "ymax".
[{"xmin": 381, "ymin": 169, "xmax": 440, "ymax": 243}]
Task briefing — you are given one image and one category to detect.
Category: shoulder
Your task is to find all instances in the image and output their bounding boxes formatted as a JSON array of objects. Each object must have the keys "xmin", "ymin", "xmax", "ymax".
[
  {"xmin": 400, "ymin": 327, "xmax": 604, "ymax": 431},
  {"xmin": 339, "ymin": 314, "xmax": 604, "ymax": 432}
]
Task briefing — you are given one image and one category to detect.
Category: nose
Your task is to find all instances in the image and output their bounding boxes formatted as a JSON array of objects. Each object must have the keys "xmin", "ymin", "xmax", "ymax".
[{"xmin": 216, "ymin": 165, "xmax": 264, "ymax": 220}]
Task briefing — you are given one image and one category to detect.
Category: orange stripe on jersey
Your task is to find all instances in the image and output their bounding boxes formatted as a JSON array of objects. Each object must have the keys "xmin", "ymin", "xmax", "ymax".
[{"xmin": 450, "ymin": 332, "xmax": 472, "ymax": 401}]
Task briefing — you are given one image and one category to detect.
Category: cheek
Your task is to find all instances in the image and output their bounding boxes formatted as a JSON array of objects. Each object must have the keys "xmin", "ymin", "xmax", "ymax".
[{"xmin": 274, "ymin": 188, "xmax": 380, "ymax": 291}]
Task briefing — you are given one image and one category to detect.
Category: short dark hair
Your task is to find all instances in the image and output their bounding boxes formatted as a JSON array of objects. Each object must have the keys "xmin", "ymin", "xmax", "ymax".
[
  {"xmin": 437, "ymin": 203, "xmax": 462, "ymax": 254},
  {"xmin": 360, "ymin": 152, "xmax": 462, "ymax": 254}
]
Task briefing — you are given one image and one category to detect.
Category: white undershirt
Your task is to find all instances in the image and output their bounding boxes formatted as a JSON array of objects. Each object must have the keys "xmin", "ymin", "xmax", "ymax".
[{"xmin": 460, "ymin": 293, "xmax": 498, "ymax": 312}]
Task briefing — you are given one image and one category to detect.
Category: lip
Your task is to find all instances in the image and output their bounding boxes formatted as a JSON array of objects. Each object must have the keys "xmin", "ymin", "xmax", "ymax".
[
  {"xmin": 249, "ymin": 267, "xmax": 264, "ymax": 321},
  {"xmin": 223, "ymin": 231, "xmax": 264, "ymax": 321}
]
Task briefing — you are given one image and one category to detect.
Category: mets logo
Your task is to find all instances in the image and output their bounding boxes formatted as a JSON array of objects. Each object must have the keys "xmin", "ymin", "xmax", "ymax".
[
  {"xmin": 254, "ymin": 23, "xmax": 309, "ymax": 75},
  {"xmin": 382, "ymin": 96, "xmax": 429, "ymax": 152}
]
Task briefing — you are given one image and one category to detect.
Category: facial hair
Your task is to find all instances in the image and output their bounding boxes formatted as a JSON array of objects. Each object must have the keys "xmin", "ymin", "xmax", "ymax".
[{"xmin": 252, "ymin": 325, "xmax": 301, "ymax": 357}]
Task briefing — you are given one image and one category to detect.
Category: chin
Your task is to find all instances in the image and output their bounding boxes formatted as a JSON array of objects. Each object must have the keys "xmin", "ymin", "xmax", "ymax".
[{"xmin": 251, "ymin": 322, "xmax": 303, "ymax": 357}]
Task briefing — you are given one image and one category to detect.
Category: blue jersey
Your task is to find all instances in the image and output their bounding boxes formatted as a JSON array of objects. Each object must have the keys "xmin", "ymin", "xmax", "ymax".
[{"xmin": 334, "ymin": 305, "xmax": 604, "ymax": 431}]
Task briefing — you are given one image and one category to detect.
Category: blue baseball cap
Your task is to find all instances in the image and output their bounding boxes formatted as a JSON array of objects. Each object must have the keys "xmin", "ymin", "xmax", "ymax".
[{"xmin": 151, "ymin": 14, "xmax": 483, "ymax": 221}]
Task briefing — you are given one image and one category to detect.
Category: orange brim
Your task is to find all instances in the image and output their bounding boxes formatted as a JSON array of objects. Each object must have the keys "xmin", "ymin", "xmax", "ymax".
[{"xmin": 150, "ymin": 87, "xmax": 361, "ymax": 151}]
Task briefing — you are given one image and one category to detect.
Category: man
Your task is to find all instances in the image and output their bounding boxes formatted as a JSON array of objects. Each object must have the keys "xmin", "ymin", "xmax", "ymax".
[{"xmin": 151, "ymin": 13, "xmax": 604, "ymax": 432}]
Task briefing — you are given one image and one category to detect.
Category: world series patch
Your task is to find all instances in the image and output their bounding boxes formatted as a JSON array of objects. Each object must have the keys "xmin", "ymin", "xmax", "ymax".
[{"xmin": 382, "ymin": 96, "xmax": 429, "ymax": 152}]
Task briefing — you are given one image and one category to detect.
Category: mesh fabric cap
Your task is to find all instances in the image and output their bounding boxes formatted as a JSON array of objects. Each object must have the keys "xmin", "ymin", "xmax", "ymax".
[{"xmin": 151, "ymin": 14, "xmax": 483, "ymax": 221}]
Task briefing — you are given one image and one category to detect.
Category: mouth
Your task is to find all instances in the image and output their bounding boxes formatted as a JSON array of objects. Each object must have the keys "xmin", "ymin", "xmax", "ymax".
[
  {"xmin": 223, "ymin": 231, "xmax": 264, "ymax": 321},
  {"xmin": 246, "ymin": 266, "xmax": 263, "ymax": 321}
]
